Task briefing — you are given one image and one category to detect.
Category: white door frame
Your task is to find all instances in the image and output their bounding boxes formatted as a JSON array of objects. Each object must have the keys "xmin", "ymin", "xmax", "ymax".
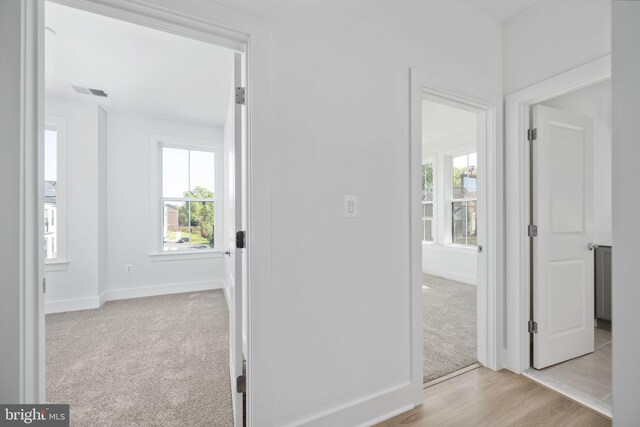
[
  {"xmin": 503, "ymin": 55, "xmax": 611, "ymax": 374},
  {"xmin": 410, "ymin": 69, "xmax": 503, "ymax": 404},
  {"xmin": 19, "ymin": 1, "xmax": 271, "ymax": 424}
]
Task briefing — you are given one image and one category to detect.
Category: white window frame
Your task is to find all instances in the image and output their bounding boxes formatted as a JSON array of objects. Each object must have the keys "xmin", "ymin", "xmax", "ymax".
[
  {"xmin": 440, "ymin": 143, "xmax": 477, "ymax": 247},
  {"xmin": 449, "ymin": 149, "xmax": 478, "ymax": 247},
  {"xmin": 154, "ymin": 137, "xmax": 224, "ymax": 256},
  {"xmin": 421, "ymin": 157, "xmax": 435, "ymax": 243},
  {"xmin": 44, "ymin": 115, "xmax": 68, "ymax": 271}
]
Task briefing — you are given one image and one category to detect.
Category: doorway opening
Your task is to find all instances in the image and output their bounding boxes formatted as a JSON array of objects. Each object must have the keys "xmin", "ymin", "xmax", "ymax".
[
  {"xmin": 421, "ymin": 97, "xmax": 482, "ymax": 385},
  {"xmin": 524, "ymin": 79, "xmax": 612, "ymax": 415},
  {"xmin": 42, "ymin": 2, "xmax": 247, "ymax": 425}
]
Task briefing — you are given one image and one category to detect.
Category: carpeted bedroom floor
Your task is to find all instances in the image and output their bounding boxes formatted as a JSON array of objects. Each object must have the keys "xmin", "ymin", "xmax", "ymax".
[
  {"xmin": 46, "ymin": 290, "xmax": 233, "ymax": 427},
  {"xmin": 423, "ymin": 273, "xmax": 477, "ymax": 383}
]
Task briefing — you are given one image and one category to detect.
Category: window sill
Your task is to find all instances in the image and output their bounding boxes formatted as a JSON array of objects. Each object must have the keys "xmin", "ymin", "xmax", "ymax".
[
  {"xmin": 149, "ymin": 250, "xmax": 226, "ymax": 262},
  {"xmin": 444, "ymin": 244, "xmax": 478, "ymax": 253},
  {"xmin": 45, "ymin": 259, "xmax": 69, "ymax": 272},
  {"xmin": 423, "ymin": 243, "xmax": 477, "ymax": 254}
]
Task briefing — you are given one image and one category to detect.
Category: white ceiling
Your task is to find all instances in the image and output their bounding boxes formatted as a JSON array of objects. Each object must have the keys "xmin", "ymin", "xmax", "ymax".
[
  {"xmin": 45, "ymin": 2, "xmax": 234, "ymax": 127},
  {"xmin": 422, "ymin": 100, "xmax": 476, "ymax": 144},
  {"xmin": 458, "ymin": 0, "xmax": 538, "ymax": 21}
]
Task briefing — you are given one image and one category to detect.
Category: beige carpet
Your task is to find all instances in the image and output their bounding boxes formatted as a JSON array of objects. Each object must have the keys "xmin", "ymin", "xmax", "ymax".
[
  {"xmin": 423, "ymin": 274, "xmax": 477, "ymax": 383},
  {"xmin": 46, "ymin": 290, "xmax": 233, "ymax": 426}
]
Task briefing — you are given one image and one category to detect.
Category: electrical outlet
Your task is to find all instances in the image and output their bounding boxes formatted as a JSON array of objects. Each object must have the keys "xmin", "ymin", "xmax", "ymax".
[{"xmin": 125, "ymin": 264, "xmax": 133, "ymax": 273}]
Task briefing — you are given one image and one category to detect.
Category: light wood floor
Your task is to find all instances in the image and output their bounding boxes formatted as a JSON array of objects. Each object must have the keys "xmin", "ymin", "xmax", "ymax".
[
  {"xmin": 376, "ymin": 367, "xmax": 610, "ymax": 427},
  {"xmin": 539, "ymin": 327, "xmax": 612, "ymax": 404}
]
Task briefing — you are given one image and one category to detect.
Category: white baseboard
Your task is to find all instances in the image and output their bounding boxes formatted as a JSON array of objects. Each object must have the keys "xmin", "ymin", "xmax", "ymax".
[
  {"xmin": 98, "ymin": 291, "xmax": 108, "ymax": 307},
  {"xmin": 423, "ymin": 267, "xmax": 477, "ymax": 285},
  {"xmin": 45, "ymin": 296, "xmax": 100, "ymax": 314},
  {"xmin": 104, "ymin": 280, "xmax": 223, "ymax": 302},
  {"xmin": 284, "ymin": 382, "xmax": 414, "ymax": 427},
  {"xmin": 45, "ymin": 280, "xmax": 224, "ymax": 314}
]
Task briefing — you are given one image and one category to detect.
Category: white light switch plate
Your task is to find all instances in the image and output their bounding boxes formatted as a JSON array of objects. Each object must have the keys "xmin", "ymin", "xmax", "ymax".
[{"xmin": 344, "ymin": 195, "xmax": 357, "ymax": 218}]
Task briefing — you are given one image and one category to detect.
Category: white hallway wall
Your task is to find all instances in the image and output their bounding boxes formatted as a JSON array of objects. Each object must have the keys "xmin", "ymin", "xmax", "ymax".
[
  {"xmin": 44, "ymin": 97, "xmax": 227, "ymax": 311},
  {"xmin": 540, "ymin": 80, "xmax": 612, "ymax": 246},
  {"xmin": 4, "ymin": 0, "xmax": 504, "ymax": 423},
  {"xmin": 263, "ymin": 3, "xmax": 500, "ymax": 425},
  {"xmin": 503, "ymin": 0, "xmax": 611, "ymax": 95},
  {"xmin": 612, "ymin": 1, "xmax": 640, "ymax": 424},
  {"xmin": 158, "ymin": 0, "xmax": 502, "ymax": 425}
]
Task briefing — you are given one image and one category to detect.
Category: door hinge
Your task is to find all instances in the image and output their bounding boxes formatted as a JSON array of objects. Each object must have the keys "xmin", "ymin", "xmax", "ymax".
[
  {"xmin": 236, "ymin": 375, "xmax": 246, "ymax": 393},
  {"xmin": 236, "ymin": 230, "xmax": 246, "ymax": 249},
  {"xmin": 235, "ymin": 87, "xmax": 246, "ymax": 105},
  {"xmin": 528, "ymin": 128, "xmax": 537, "ymax": 142},
  {"xmin": 43, "ymin": 278, "xmax": 46, "ymax": 294},
  {"xmin": 528, "ymin": 224, "xmax": 538, "ymax": 237},
  {"xmin": 528, "ymin": 320, "xmax": 538, "ymax": 334}
]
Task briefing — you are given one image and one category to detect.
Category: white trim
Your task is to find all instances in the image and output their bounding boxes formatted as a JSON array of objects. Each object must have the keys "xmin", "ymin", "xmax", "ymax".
[
  {"xmin": 283, "ymin": 382, "xmax": 414, "ymax": 427},
  {"xmin": 44, "ymin": 280, "xmax": 223, "ymax": 314},
  {"xmin": 44, "ymin": 258, "xmax": 69, "ymax": 272},
  {"xmin": 149, "ymin": 250, "xmax": 225, "ymax": 261},
  {"xmin": 155, "ymin": 136, "xmax": 224, "ymax": 253},
  {"xmin": 423, "ymin": 266, "xmax": 477, "ymax": 286},
  {"xmin": 411, "ymin": 69, "xmax": 503, "ymax": 406},
  {"xmin": 104, "ymin": 279, "xmax": 223, "ymax": 302},
  {"xmin": 45, "ymin": 296, "xmax": 100, "ymax": 314},
  {"xmin": 503, "ymin": 55, "xmax": 611, "ymax": 374}
]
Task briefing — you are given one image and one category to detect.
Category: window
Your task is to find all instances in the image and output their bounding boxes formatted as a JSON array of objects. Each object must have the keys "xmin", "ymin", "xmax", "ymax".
[
  {"xmin": 44, "ymin": 128, "xmax": 58, "ymax": 260},
  {"xmin": 451, "ymin": 152, "xmax": 477, "ymax": 246},
  {"xmin": 422, "ymin": 162, "xmax": 434, "ymax": 242},
  {"xmin": 160, "ymin": 146, "xmax": 217, "ymax": 252}
]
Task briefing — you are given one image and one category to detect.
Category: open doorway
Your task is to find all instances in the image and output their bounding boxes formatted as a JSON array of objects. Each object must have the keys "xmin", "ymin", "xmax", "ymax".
[
  {"xmin": 421, "ymin": 98, "xmax": 481, "ymax": 384},
  {"xmin": 42, "ymin": 2, "xmax": 246, "ymax": 425},
  {"xmin": 525, "ymin": 79, "xmax": 612, "ymax": 414}
]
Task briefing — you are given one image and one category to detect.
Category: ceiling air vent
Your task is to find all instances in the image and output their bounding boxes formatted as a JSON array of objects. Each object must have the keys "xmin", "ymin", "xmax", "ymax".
[
  {"xmin": 72, "ymin": 85, "xmax": 108, "ymax": 98},
  {"xmin": 89, "ymin": 88, "xmax": 108, "ymax": 97}
]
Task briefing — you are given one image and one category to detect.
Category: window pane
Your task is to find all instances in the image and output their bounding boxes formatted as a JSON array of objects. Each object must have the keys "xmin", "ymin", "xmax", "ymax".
[
  {"xmin": 422, "ymin": 163, "xmax": 433, "ymax": 202},
  {"xmin": 452, "ymin": 153, "xmax": 478, "ymax": 199},
  {"xmin": 467, "ymin": 200, "xmax": 477, "ymax": 246},
  {"xmin": 189, "ymin": 201, "xmax": 215, "ymax": 249},
  {"xmin": 452, "ymin": 201, "xmax": 477, "ymax": 246},
  {"xmin": 163, "ymin": 201, "xmax": 190, "ymax": 251},
  {"xmin": 422, "ymin": 202, "xmax": 433, "ymax": 242},
  {"xmin": 162, "ymin": 148, "xmax": 189, "ymax": 198},
  {"xmin": 44, "ymin": 129, "xmax": 57, "ymax": 260},
  {"xmin": 44, "ymin": 130, "xmax": 57, "ymax": 181},
  {"xmin": 189, "ymin": 150, "xmax": 215, "ymax": 197}
]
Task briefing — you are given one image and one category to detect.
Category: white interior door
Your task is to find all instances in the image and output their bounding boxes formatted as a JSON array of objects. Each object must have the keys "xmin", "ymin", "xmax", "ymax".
[
  {"xmin": 230, "ymin": 51, "xmax": 245, "ymax": 427},
  {"xmin": 532, "ymin": 104, "xmax": 594, "ymax": 369}
]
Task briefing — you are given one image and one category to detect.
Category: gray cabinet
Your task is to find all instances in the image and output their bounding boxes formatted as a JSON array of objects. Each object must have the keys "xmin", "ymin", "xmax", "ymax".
[{"xmin": 595, "ymin": 246, "xmax": 612, "ymax": 323}]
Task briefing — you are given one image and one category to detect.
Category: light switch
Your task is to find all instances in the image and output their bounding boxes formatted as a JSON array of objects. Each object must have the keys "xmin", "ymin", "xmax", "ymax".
[{"xmin": 344, "ymin": 195, "xmax": 357, "ymax": 218}]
